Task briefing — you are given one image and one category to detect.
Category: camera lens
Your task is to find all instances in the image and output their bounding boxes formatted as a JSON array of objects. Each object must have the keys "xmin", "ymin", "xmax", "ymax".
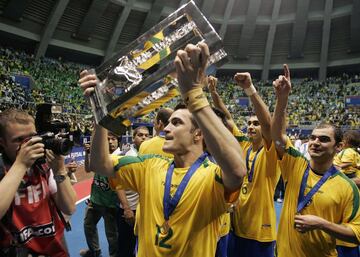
[
  {"xmin": 53, "ymin": 138, "xmax": 73, "ymax": 155},
  {"xmin": 44, "ymin": 137, "xmax": 73, "ymax": 155}
]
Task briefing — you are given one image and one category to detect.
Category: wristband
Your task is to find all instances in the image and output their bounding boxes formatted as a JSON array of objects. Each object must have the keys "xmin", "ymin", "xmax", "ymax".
[
  {"xmin": 244, "ymin": 84, "xmax": 257, "ymax": 96},
  {"xmin": 54, "ymin": 173, "xmax": 67, "ymax": 183},
  {"xmin": 183, "ymin": 87, "xmax": 209, "ymax": 113}
]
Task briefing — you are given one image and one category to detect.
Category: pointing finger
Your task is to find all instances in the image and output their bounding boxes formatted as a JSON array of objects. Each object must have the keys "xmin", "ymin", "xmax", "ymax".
[{"xmin": 283, "ymin": 64, "xmax": 290, "ymax": 81}]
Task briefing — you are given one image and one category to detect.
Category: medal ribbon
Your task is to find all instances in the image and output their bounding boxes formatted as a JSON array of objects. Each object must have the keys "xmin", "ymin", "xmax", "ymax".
[
  {"xmin": 245, "ymin": 146, "xmax": 263, "ymax": 182},
  {"xmin": 163, "ymin": 152, "xmax": 208, "ymax": 221},
  {"xmin": 297, "ymin": 164, "xmax": 338, "ymax": 213}
]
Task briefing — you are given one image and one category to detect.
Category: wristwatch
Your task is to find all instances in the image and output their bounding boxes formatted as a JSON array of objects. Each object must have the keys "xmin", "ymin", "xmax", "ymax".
[{"xmin": 54, "ymin": 173, "xmax": 67, "ymax": 183}]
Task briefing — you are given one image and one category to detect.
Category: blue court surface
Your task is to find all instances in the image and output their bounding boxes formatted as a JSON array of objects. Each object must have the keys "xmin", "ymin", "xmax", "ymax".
[
  {"xmin": 65, "ymin": 200, "xmax": 110, "ymax": 257},
  {"xmin": 65, "ymin": 201, "xmax": 284, "ymax": 257}
]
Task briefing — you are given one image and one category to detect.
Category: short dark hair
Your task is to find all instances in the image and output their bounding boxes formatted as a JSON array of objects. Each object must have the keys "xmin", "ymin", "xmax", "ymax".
[
  {"xmin": 343, "ymin": 130, "xmax": 360, "ymax": 148},
  {"xmin": 0, "ymin": 109, "xmax": 34, "ymax": 138},
  {"xmin": 156, "ymin": 108, "xmax": 173, "ymax": 127},
  {"xmin": 174, "ymin": 103, "xmax": 198, "ymax": 129},
  {"xmin": 174, "ymin": 102, "xmax": 186, "ymax": 111},
  {"xmin": 107, "ymin": 131, "xmax": 119, "ymax": 141},
  {"xmin": 108, "ymin": 130, "xmax": 118, "ymax": 136},
  {"xmin": 315, "ymin": 123, "xmax": 343, "ymax": 145},
  {"xmin": 132, "ymin": 126, "xmax": 149, "ymax": 138}
]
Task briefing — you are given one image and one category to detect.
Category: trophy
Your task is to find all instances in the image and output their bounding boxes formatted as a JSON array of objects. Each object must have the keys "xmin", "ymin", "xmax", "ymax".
[{"xmin": 89, "ymin": 0, "xmax": 228, "ymax": 135}]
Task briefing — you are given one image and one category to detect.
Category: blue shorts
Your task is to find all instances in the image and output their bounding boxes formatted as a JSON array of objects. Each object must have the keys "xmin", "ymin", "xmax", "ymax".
[
  {"xmin": 336, "ymin": 245, "xmax": 360, "ymax": 257},
  {"xmin": 227, "ymin": 232, "xmax": 275, "ymax": 257},
  {"xmin": 216, "ymin": 234, "xmax": 229, "ymax": 257},
  {"xmin": 134, "ymin": 236, "xmax": 138, "ymax": 256}
]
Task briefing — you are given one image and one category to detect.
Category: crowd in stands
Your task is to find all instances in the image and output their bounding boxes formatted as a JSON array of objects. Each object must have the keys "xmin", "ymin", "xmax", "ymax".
[
  {"xmin": 213, "ymin": 75, "xmax": 360, "ymax": 129},
  {"xmin": 0, "ymin": 45, "xmax": 359, "ymax": 134},
  {"xmin": 2, "ymin": 39, "xmax": 360, "ymax": 257},
  {"xmin": 0, "ymin": 47, "xmax": 90, "ymax": 113},
  {"xmin": 0, "ymin": 47, "xmax": 94, "ymax": 143},
  {"xmin": 0, "ymin": 73, "xmax": 30, "ymax": 110}
]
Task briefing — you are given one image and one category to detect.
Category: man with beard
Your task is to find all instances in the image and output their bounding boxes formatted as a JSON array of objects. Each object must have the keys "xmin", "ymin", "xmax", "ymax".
[{"xmin": 271, "ymin": 64, "xmax": 360, "ymax": 257}]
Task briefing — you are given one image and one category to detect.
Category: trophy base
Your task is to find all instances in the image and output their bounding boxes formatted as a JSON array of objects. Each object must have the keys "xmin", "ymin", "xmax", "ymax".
[{"xmin": 98, "ymin": 115, "xmax": 127, "ymax": 136}]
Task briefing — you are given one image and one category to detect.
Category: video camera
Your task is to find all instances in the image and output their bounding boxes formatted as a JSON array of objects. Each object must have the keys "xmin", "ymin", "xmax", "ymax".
[
  {"xmin": 35, "ymin": 104, "xmax": 69, "ymax": 133},
  {"xmin": 35, "ymin": 104, "xmax": 73, "ymax": 156}
]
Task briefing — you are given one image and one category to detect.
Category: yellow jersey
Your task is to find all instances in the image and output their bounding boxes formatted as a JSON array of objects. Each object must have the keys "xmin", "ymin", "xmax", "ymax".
[
  {"xmin": 334, "ymin": 148, "xmax": 360, "ymax": 176},
  {"xmin": 139, "ymin": 135, "xmax": 173, "ymax": 158},
  {"xmin": 334, "ymin": 148, "xmax": 360, "ymax": 247},
  {"xmin": 109, "ymin": 154, "xmax": 233, "ymax": 257},
  {"xmin": 207, "ymin": 155, "xmax": 231, "ymax": 239},
  {"xmin": 219, "ymin": 212, "xmax": 231, "ymax": 238},
  {"xmin": 136, "ymin": 135, "xmax": 173, "ymax": 236},
  {"xmin": 232, "ymin": 126, "xmax": 280, "ymax": 241},
  {"xmin": 336, "ymin": 238, "xmax": 359, "ymax": 248},
  {"xmin": 276, "ymin": 139, "xmax": 360, "ymax": 257}
]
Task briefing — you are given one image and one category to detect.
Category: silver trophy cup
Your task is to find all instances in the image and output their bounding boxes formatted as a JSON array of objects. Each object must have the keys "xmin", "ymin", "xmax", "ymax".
[{"xmin": 89, "ymin": 0, "xmax": 228, "ymax": 135}]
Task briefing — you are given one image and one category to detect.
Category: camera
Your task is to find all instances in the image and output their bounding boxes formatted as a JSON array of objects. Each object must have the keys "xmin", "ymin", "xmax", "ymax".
[
  {"xmin": 39, "ymin": 132, "xmax": 73, "ymax": 156},
  {"xmin": 35, "ymin": 104, "xmax": 70, "ymax": 134},
  {"xmin": 35, "ymin": 103, "xmax": 73, "ymax": 157}
]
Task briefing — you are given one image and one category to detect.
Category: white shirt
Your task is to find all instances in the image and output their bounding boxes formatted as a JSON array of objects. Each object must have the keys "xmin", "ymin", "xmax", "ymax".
[
  {"xmin": 299, "ymin": 142, "xmax": 310, "ymax": 160},
  {"xmin": 294, "ymin": 139, "xmax": 302, "ymax": 150},
  {"xmin": 119, "ymin": 144, "xmax": 139, "ymax": 210}
]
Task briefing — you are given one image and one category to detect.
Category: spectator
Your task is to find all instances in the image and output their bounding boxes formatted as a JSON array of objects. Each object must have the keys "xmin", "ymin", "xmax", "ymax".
[
  {"xmin": 116, "ymin": 126, "xmax": 149, "ymax": 257},
  {"xmin": 80, "ymin": 132, "xmax": 120, "ymax": 257}
]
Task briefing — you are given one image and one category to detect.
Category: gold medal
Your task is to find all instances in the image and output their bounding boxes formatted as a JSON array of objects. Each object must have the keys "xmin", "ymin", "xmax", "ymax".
[
  {"xmin": 160, "ymin": 220, "xmax": 170, "ymax": 235},
  {"xmin": 241, "ymin": 183, "xmax": 248, "ymax": 194}
]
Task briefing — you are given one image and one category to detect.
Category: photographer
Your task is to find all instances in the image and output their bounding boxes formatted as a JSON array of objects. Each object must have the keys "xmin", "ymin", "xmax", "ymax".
[{"xmin": 0, "ymin": 109, "xmax": 76, "ymax": 257}]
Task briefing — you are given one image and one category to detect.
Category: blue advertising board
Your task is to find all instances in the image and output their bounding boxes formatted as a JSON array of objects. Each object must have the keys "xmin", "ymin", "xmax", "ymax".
[
  {"xmin": 235, "ymin": 97, "xmax": 250, "ymax": 107},
  {"xmin": 64, "ymin": 146, "xmax": 86, "ymax": 165},
  {"xmin": 345, "ymin": 96, "xmax": 360, "ymax": 108}
]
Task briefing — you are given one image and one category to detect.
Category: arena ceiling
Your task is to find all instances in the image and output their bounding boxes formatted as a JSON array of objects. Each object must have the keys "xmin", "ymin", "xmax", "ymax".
[{"xmin": 0, "ymin": 0, "xmax": 359, "ymax": 80}]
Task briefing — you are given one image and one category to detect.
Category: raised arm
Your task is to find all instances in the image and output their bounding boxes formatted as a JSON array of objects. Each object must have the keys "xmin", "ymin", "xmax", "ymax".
[
  {"xmin": 83, "ymin": 143, "xmax": 92, "ymax": 173},
  {"xmin": 174, "ymin": 43, "xmax": 246, "ymax": 192},
  {"xmin": 207, "ymin": 76, "xmax": 236, "ymax": 131},
  {"xmin": 271, "ymin": 64, "xmax": 292, "ymax": 158},
  {"xmin": 234, "ymin": 72, "xmax": 272, "ymax": 148},
  {"xmin": 78, "ymin": 71, "xmax": 114, "ymax": 177}
]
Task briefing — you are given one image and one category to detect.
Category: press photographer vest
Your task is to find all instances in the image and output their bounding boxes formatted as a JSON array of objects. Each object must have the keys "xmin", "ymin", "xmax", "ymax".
[{"xmin": 0, "ymin": 162, "xmax": 67, "ymax": 257}]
